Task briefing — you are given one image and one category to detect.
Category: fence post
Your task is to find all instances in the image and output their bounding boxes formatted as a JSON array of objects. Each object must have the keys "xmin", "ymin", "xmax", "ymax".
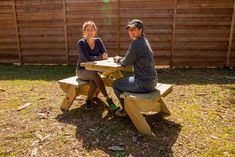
[
  {"xmin": 227, "ymin": 0, "xmax": 235, "ymax": 67},
  {"xmin": 63, "ymin": 0, "xmax": 69, "ymax": 65},
  {"xmin": 171, "ymin": 0, "xmax": 177, "ymax": 68},
  {"xmin": 12, "ymin": 0, "xmax": 22, "ymax": 64}
]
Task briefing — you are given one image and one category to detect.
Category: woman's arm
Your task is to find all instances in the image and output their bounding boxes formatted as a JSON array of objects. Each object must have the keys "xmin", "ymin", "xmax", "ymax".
[{"xmin": 97, "ymin": 38, "xmax": 108, "ymax": 59}]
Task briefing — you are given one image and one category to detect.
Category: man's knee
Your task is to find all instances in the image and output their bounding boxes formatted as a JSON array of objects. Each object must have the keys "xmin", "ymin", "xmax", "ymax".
[{"xmin": 112, "ymin": 79, "xmax": 119, "ymax": 89}]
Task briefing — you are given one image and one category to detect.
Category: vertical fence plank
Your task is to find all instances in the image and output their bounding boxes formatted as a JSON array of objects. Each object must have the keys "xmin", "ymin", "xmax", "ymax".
[
  {"xmin": 117, "ymin": 0, "xmax": 120, "ymax": 55},
  {"xmin": 227, "ymin": 0, "xmax": 235, "ymax": 67},
  {"xmin": 12, "ymin": 0, "xmax": 22, "ymax": 64},
  {"xmin": 171, "ymin": 0, "xmax": 177, "ymax": 67},
  {"xmin": 63, "ymin": 0, "xmax": 69, "ymax": 65}
]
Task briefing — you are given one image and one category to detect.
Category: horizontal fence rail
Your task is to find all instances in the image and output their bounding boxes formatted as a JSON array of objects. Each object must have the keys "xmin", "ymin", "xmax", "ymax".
[{"xmin": 0, "ymin": 0, "xmax": 234, "ymax": 67}]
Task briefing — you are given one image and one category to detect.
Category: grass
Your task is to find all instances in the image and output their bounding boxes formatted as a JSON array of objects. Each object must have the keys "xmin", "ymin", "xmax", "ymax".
[{"xmin": 0, "ymin": 64, "xmax": 234, "ymax": 157}]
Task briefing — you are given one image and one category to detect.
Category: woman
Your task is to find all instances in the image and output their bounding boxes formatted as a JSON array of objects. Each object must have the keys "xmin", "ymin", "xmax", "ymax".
[
  {"xmin": 113, "ymin": 19, "xmax": 158, "ymax": 116},
  {"xmin": 76, "ymin": 21, "xmax": 117, "ymax": 111}
]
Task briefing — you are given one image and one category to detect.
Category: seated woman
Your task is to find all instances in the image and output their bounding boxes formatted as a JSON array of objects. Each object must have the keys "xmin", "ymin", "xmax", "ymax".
[
  {"xmin": 76, "ymin": 21, "xmax": 117, "ymax": 111},
  {"xmin": 113, "ymin": 19, "xmax": 158, "ymax": 116}
]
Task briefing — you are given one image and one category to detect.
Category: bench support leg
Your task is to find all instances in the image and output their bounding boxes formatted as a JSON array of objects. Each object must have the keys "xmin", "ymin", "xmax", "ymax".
[
  {"xmin": 60, "ymin": 86, "xmax": 77, "ymax": 111},
  {"xmin": 124, "ymin": 98, "xmax": 154, "ymax": 136},
  {"xmin": 160, "ymin": 98, "xmax": 171, "ymax": 115}
]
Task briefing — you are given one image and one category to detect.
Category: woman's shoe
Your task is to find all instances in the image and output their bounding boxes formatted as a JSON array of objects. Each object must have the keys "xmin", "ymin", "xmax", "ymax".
[
  {"xmin": 85, "ymin": 99, "xmax": 93, "ymax": 111},
  {"xmin": 92, "ymin": 97, "xmax": 102, "ymax": 104},
  {"xmin": 106, "ymin": 98, "xmax": 118, "ymax": 110},
  {"xmin": 115, "ymin": 109, "xmax": 127, "ymax": 117}
]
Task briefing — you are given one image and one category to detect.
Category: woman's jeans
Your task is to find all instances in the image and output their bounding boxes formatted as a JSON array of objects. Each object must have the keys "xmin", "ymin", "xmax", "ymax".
[{"xmin": 112, "ymin": 76, "xmax": 157, "ymax": 108}]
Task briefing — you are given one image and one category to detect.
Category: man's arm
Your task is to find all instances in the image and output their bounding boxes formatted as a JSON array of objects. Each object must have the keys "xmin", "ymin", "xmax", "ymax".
[{"xmin": 115, "ymin": 41, "xmax": 137, "ymax": 66}]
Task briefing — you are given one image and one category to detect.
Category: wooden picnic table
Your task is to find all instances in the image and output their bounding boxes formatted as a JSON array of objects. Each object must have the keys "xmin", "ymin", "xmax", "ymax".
[{"xmin": 59, "ymin": 57, "xmax": 172, "ymax": 136}]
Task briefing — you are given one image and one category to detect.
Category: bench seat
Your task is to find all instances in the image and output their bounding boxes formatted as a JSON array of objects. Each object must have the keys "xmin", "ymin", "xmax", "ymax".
[
  {"xmin": 121, "ymin": 83, "xmax": 172, "ymax": 101},
  {"xmin": 120, "ymin": 83, "xmax": 173, "ymax": 136},
  {"xmin": 58, "ymin": 75, "xmax": 109, "ymax": 111}
]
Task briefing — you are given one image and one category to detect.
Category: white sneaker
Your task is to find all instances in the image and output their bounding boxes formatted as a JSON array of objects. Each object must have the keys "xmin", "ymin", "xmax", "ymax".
[{"xmin": 115, "ymin": 109, "xmax": 127, "ymax": 117}]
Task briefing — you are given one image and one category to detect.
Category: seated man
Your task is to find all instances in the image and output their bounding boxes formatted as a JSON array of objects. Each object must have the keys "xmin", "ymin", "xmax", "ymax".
[{"xmin": 113, "ymin": 19, "xmax": 158, "ymax": 117}]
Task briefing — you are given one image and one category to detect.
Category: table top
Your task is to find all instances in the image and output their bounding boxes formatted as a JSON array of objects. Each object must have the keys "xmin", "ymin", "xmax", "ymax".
[{"xmin": 80, "ymin": 57, "xmax": 123, "ymax": 72}]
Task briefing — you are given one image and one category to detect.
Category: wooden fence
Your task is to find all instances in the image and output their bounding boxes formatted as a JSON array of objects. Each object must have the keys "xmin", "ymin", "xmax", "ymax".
[{"xmin": 0, "ymin": 0, "xmax": 234, "ymax": 67}]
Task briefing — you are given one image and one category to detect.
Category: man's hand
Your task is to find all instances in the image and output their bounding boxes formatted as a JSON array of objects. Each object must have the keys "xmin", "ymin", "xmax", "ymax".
[
  {"xmin": 113, "ymin": 56, "xmax": 122, "ymax": 63},
  {"xmin": 102, "ymin": 52, "xmax": 108, "ymax": 60}
]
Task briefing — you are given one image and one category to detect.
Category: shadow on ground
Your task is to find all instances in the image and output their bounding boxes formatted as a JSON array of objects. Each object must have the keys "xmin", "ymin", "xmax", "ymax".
[{"xmin": 56, "ymin": 101, "xmax": 182, "ymax": 157}]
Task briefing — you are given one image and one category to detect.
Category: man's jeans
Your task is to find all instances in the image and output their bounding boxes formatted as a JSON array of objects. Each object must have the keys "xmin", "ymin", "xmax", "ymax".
[{"xmin": 112, "ymin": 76, "xmax": 157, "ymax": 108}]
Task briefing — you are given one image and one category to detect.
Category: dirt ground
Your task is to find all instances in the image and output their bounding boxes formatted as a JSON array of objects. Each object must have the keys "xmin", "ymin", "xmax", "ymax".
[{"xmin": 0, "ymin": 65, "xmax": 234, "ymax": 157}]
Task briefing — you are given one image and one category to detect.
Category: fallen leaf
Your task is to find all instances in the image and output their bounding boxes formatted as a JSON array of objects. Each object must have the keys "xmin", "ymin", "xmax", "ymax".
[
  {"xmin": 75, "ymin": 96, "xmax": 85, "ymax": 101},
  {"xmin": 108, "ymin": 145, "xmax": 124, "ymax": 151},
  {"xmin": 35, "ymin": 132, "xmax": 43, "ymax": 141},
  {"xmin": 38, "ymin": 113, "xmax": 47, "ymax": 119},
  {"xmin": 31, "ymin": 148, "xmax": 38, "ymax": 157},
  {"xmin": 38, "ymin": 97, "xmax": 45, "ymax": 100},
  {"xmin": 41, "ymin": 135, "xmax": 51, "ymax": 142},
  {"xmin": 210, "ymin": 135, "xmax": 219, "ymax": 140},
  {"xmin": 196, "ymin": 93, "xmax": 207, "ymax": 96},
  {"xmin": 17, "ymin": 103, "xmax": 32, "ymax": 111}
]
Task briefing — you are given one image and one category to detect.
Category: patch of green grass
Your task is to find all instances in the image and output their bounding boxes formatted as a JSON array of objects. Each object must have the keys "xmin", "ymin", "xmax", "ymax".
[
  {"xmin": 111, "ymin": 151, "xmax": 128, "ymax": 157},
  {"xmin": 0, "ymin": 148, "xmax": 14, "ymax": 157},
  {"xmin": 198, "ymin": 140, "xmax": 234, "ymax": 157},
  {"xmin": 4, "ymin": 130, "xmax": 34, "ymax": 141},
  {"xmin": 229, "ymin": 84, "xmax": 235, "ymax": 95},
  {"xmin": 22, "ymin": 131, "xmax": 34, "ymax": 139},
  {"xmin": 54, "ymin": 135, "xmax": 70, "ymax": 144},
  {"xmin": 222, "ymin": 127, "xmax": 234, "ymax": 135},
  {"xmin": 0, "ymin": 64, "xmax": 75, "ymax": 80},
  {"xmin": 211, "ymin": 90, "xmax": 220, "ymax": 96},
  {"xmin": 177, "ymin": 103, "xmax": 201, "ymax": 126}
]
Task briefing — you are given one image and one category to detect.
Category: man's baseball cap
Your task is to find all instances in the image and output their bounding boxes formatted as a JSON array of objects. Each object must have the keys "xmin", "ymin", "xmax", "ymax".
[{"xmin": 126, "ymin": 19, "xmax": 144, "ymax": 29}]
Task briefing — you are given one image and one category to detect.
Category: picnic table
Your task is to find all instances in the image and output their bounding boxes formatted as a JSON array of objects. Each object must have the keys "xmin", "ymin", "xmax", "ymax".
[{"xmin": 58, "ymin": 57, "xmax": 172, "ymax": 136}]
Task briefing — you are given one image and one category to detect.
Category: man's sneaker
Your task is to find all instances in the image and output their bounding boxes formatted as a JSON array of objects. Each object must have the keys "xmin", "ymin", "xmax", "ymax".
[
  {"xmin": 106, "ymin": 98, "xmax": 118, "ymax": 110},
  {"xmin": 85, "ymin": 99, "xmax": 93, "ymax": 111},
  {"xmin": 115, "ymin": 109, "xmax": 127, "ymax": 117},
  {"xmin": 60, "ymin": 108, "xmax": 68, "ymax": 113}
]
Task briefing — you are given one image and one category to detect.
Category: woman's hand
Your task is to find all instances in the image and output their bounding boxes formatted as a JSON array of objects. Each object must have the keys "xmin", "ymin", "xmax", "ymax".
[
  {"xmin": 102, "ymin": 52, "xmax": 108, "ymax": 60},
  {"xmin": 113, "ymin": 56, "xmax": 122, "ymax": 63}
]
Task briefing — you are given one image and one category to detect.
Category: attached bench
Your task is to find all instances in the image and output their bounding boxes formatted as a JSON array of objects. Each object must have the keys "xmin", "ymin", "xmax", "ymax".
[
  {"xmin": 120, "ymin": 83, "xmax": 173, "ymax": 136},
  {"xmin": 58, "ymin": 75, "xmax": 111, "ymax": 111},
  {"xmin": 58, "ymin": 76, "xmax": 89, "ymax": 111}
]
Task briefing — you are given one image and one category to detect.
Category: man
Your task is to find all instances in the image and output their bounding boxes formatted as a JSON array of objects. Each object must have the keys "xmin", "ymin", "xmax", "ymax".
[{"xmin": 113, "ymin": 19, "xmax": 158, "ymax": 116}]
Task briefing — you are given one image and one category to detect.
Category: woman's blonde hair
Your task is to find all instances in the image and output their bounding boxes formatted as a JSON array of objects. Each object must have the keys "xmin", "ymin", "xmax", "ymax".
[{"xmin": 82, "ymin": 21, "xmax": 97, "ymax": 37}]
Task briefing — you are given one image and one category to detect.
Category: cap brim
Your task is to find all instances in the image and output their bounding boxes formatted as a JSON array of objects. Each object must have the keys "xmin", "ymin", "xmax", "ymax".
[{"xmin": 125, "ymin": 24, "xmax": 136, "ymax": 29}]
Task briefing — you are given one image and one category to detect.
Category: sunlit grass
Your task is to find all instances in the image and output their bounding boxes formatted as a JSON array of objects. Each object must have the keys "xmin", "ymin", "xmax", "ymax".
[{"xmin": 0, "ymin": 64, "xmax": 234, "ymax": 156}]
